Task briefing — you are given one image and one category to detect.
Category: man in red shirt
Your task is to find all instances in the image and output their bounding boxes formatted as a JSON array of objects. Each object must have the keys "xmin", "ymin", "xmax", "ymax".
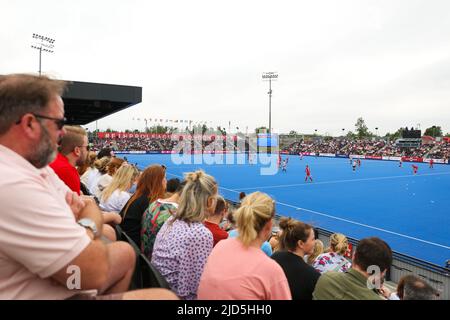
[
  {"xmin": 50, "ymin": 126, "xmax": 89, "ymax": 195},
  {"xmin": 429, "ymin": 159, "xmax": 434, "ymax": 169},
  {"xmin": 412, "ymin": 164, "xmax": 418, "ymax": 174},
  {"xmin": 204, "ymin": 196, "xmax": 229, "ymax": 246},
  {"xmin": 305, "ymin": 165, "xmax": 313, "ymax": 182}
]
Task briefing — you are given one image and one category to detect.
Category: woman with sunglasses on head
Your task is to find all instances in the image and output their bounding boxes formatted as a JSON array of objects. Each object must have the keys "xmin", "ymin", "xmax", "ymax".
[
  {"xmin": 151, "ymin": 170, "xmax": 217, "ymax": 300},
  {"xmin": 198, "ymin": 192, "xmax": 291, "ymax": 300}
]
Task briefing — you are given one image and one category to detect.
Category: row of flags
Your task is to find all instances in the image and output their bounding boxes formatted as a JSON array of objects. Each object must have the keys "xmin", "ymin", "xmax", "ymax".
[
  {"xmin": 131, "ymin": 118, "xmax": 233, "ymax": 127},
  {"xmin": 132, "ymin": 118, "xmax": 193, "ymax": 123}
]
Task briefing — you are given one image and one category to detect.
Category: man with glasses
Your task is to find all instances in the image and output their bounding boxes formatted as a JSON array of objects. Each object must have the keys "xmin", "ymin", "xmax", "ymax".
[
  {"xmin": 0, "ymin": 74, "xmax": 177, "ymax": 300},
  {"xmin": 50, "ymin": 125, "xmax": 89, "ymax": 195}
]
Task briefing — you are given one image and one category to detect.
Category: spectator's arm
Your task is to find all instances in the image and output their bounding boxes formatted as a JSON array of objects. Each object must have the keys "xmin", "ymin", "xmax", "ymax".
[{"xmin": 51, "ymin": 238, "xmax": 110, "ymax": 291}]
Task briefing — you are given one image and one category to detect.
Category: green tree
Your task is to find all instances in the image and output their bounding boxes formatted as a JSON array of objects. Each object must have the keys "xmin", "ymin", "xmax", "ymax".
[
  {"xmin": 384, "ymin": 128, "xmax": 403, "ymax": 141},
  {"xmin": 346, "ymin": 131, "xmax": 356, "ymax": 139},
  {"xmin": 255, "ymin": 126, "xmax": 268, "ymax": 134},
  {"xmin": 423, "ymin": 126, "xmax": 443, "ymax": 138},
  {"xmin": 355, "ymin": 117, "xmax": 371, "ymax": 138}
]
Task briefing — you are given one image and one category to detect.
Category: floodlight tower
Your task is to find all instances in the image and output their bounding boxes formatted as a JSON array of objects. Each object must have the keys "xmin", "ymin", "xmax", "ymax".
[
  {"xmin": 31, "ymin": 33, "xmax": 55, "ymax": 75},
  {"xmin": 262, "ymin": 72, "xmax": 278, "ymax": 134}
]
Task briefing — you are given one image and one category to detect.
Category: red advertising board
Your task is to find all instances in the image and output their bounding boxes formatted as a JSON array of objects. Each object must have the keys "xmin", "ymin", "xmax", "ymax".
[{"xmin": 401, "ymin": 156, "xmax": 423, "ymax": 162}]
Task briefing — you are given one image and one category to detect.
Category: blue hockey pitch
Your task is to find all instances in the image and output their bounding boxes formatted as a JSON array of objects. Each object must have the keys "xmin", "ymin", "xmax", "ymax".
[{"xmin": 123, "ymin": 153, "xmax": 450, "ymax": 267}]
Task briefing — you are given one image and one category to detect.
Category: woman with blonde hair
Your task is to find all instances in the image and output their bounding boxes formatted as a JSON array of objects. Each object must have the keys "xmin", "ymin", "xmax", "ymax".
[
  {"xmin": 93, "ymin": 157, "xmax": 125, "ymax": 198},
  {"xmin": 99, "ymin": 164, "xmax": 139, "ymax": 212},
  {"xmin": 198, "ymin": 192, "xmax": 291, "ymax": 300},
  {"xmin": 305, "ymin": 239, "xmax": 324, "ymax": 265},
  {"xmin": 271, "ymin": 217, "xmax": 320, "ymax": 300},
  {"xmin": 86, "ymin": 156, "xmax": 109, "ymax": 195},
  {"xmin": 151, "ymin": 170, "xmax": 217, "ymax": 300},
  {"xmin": 313, "ymin": 233, "xmax": 352, "ymax": 273}
]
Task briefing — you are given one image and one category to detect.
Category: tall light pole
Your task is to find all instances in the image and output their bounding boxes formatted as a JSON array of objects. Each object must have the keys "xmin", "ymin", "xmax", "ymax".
[
  {"xmin": 262, "ymin": 72, "xmax": 278, "ymax": 134},
  {"xmin": 375, "ymin": 127, "xmax": 379, "ymax": 137},
  {"xmin": 31, "ymin": 33, "xmax": 55, "ymax": 76},
  {"xmin": 342, "ymin": 128, "xmax": 345, "ymax": 137}
]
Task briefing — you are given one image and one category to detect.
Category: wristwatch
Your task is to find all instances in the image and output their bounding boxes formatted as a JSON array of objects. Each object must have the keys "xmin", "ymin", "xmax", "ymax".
[{"xmin": 77, "ymin": 218, "xmax": 99, "ymax": 238}]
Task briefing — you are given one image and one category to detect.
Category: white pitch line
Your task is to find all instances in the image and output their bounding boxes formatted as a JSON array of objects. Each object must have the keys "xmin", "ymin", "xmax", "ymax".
[
  {"xmin": 219, "ymin": 186, "xmax": 450, "ymax": 250},
  {"xmin": 234, "ymin": 171, "xmax": 450, "ymax": 191}
]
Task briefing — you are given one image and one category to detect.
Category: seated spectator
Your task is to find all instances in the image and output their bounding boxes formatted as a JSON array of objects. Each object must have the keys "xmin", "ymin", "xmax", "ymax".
[
  {"xmin": 198, "ymin": 191, "xmax": 291, "ymax": 300},
  {"xmin": 151, "ymin": 170, "xmax": 217, "ymax": 300},
  {"xmin": 86, "ymin": 156, "xmax": 109, "ymax": 196},
  {"xmin": 313, "ymin": 237, "xmax": 392, "ymax": 300},
  {"xmin": 228, "ymin": 225, "xmax": 273, "ymax": 257},
  {"xmin": 119, "ymin": 164, "xmax": 167, "ymax": 247},
  {"xmin": 93, "ymin": 157, "xmax": 125, "ymax": 199},
  {"xmin": 313, "ymin": 233, "xmax": 351, "ymax": 273},
  {"xmin": 268, "ymin": 225, "xmax": 281, "ymax": 253},
  {"xmin": 204, "ymin": 196, "xmax": 229, "ymax": 247},
  {"xmin": 305, "ymin": 239, "xmax": 324, "ymax": 266},
  {"xmin": 220, "ymin": 206, "xmax": 236, "ymax": 232},
  {"xmin": 0, "ymin": 73, "xmax": 177, "ymax": 300},
  {"xmin": 79, "ymin": 151, "xmax": 97, "ymax": 195},
  {"xmin": 49, "ymin": 125, "xmax": 89, "ymax": 195},
  {"xmin": 382, "ymin": 274, "xmax": 439, "ymax": 300},
  {"xmin": 271, "ymin": 217, "xmax": 321, "ymax": 300},
  {"xmin": 238, "ymin": 191, "xmax": 246, "ymax": 203},
  {"xmin": 78, "ymin": 151, "xmax": 97, "ymax": 181},
  {"xmin": 97, "ymin": 147, "xmax": 114, "ymax": 159},
  {"xmin": 165, "ymin": 177, "xmax": 180, "ymax": 197},
  {"xmin": 99, "ymin": 164, "xmax": 139, "ymax": 212},
  {"xmin": 141, "ymin": 180, "xmax": 186, "ymax": 259}
]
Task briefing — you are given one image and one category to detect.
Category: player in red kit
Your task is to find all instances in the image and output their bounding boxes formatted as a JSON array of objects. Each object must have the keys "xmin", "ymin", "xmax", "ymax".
[
  {"xmin": 429, "ymin": 159, "xmax": 434, "ymax": 169},
  {"xmin": 305, "ymin": 165, "xmax": 313, "ymax": 182},
  {"xmin": 412, "ymin": 164, "xmax": 418, "ymax": 174}
]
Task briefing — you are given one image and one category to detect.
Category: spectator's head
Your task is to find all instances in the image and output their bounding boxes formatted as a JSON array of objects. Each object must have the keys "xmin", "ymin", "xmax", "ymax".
[
  {"xmin": 101, "ymin": 164, "xmax": 139, "ymax": 202},
  {"xmin": 97, "ymin": 147, "xmax": 113, "ymax": 159},
  {"xmin": 234, "ymin": 192, "xmax": 275, "ymax": 247},
  {"xmin": 307, "ymin": 239, "xmax": 324, "ymax": 265},
  {"xmin": 239, "ymin": 192, "xmax": 246, "ymax": 202},
  {"xmin": 166, "ymin": 178, "xmax": 181, "ymax": 194},
  {"xmin": 353, "ymin": 237, "xmax": 392, "ymax": 275},
  {"xmin": 106, "ymin": 157, "xmax": 125, "ymax": 176},
  {"xmin": 94, "ymin": 156, "xmax": 111, "ymax": 174},
  {"xmin": 175, "ymin": 170, "xmax": 218, "ymax": 223},
  {"xmin": 327, "ymin": 233, "xmax": 349, "ymax": 255},
  {"xmin": 77, "ymin": 150, "xmax": 97, "ymax": 176},
  {"xmin": 0, "ymin": 74, "xmax": 66, "ymax": 168},
  {"xmin": 278, "ymin": 217, "xmax": 315, "ymax": 256},
  {"xmin": 397, "ymin": 274, "xmax": 439, "ymax": 300},
  {"xmin": 130, "ymin": 164, "xmax": 167, "ymax": 204},
  {"xmin": 58, "ymin": 125, "xmax": 89, "ymax": 166},
  {"xmin": 214, "ymin": 196, "xmax": 228, "ymax": 216}
]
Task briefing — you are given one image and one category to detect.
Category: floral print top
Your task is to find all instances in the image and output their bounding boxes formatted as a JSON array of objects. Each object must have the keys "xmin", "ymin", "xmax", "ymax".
[
  {"xmin": 141, "ymin": 199, "xmax": 178, "ymax": 259},
  {"xmin": 151, "ymin": 216, "xmax": 213, "ymax": 300},
  {"xmin": 312, "ymin": 252, "xmax": 352, "ymax": 274}
]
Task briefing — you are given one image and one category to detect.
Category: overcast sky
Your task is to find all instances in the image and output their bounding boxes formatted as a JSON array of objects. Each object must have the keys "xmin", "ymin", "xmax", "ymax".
[{"xmin": 2, "ymin": 0, "xmax": 450, "ymax": 136}]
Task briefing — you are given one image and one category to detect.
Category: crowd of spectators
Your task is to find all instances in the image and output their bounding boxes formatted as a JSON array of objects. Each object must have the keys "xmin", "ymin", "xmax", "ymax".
[
  {"xmin": 282, "ymin": 138, "xmax": 449, "ymax": 159},
  {"xmin": 90, "ymin": 134, "xmax": 450, "ymax": 160},
  {"xmin": 0, "ymin": 73, "xmax": 443, "ymax": 301}
]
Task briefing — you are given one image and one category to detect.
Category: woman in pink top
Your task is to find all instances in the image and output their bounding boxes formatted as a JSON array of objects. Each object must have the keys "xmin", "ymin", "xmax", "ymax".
[{"xmin": 198, "ymin": 192, "xmax": 291, "ymax": 300}]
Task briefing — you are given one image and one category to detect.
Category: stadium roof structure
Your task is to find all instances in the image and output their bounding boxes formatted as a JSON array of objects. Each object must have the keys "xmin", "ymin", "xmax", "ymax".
[{"xmin": 63, "ymin": 80, "xmax": 142, "ymax": 125}]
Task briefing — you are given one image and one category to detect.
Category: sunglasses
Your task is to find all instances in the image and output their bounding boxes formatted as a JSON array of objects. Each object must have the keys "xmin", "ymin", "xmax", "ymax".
[{"xmin": 33, "ymin": 114, "xmax": 67, "ymax": 130}]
